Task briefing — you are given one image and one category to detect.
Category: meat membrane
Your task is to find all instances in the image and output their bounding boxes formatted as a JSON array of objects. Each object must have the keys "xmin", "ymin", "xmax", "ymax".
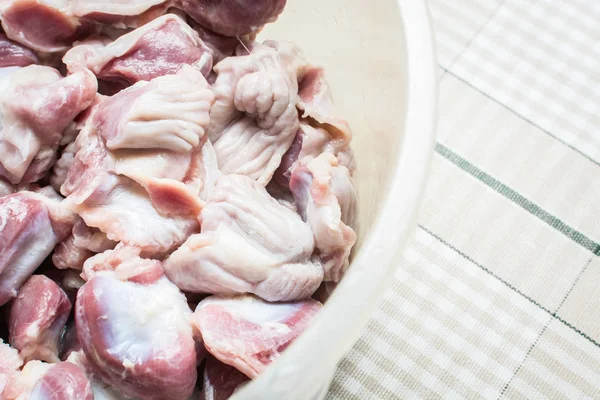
[
  {"xmin": 290, "ymin": 153, "xmax": 357, "ymax": 282},
  {"xmin": 208, "ymin": 42, "xmax": 300, "ymax": 185},
  {"xmin": 193, "ymin": 295, "xmax": 321, "ymax": 378},
  {"xmin": 164, "ymin": 174, "xmax": 323, "ymax": 302},
  {"xmin": 0, "ymin": 1, "xmax": 360, "ymax": 397},
  {"xmin": 62, "ymin": 66, "xmax": 215, "ymax": 254},
  {"xmin": 75, "ymin": 251, "xmax": 197, "ymax": 400}
]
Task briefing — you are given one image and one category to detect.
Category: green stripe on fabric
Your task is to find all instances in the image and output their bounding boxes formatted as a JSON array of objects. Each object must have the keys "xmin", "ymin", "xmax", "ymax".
[
  {"xmin": 419, "ymin": 224, "xmax": 600, "ymax": 350},
  {"xmin": 435, "ymin": 142, "xmax": 600, "ymax": 256}
]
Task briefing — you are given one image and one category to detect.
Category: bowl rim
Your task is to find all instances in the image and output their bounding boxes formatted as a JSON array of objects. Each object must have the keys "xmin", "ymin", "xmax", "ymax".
[{"xmin": 232, "ymin": 0, "xmax": 438, "ymax": 397}]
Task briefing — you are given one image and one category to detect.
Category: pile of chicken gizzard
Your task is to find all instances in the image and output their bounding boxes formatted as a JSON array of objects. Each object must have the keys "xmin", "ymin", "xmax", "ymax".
[{"xmin": 0, "ymin": 1, "xmax": 357, "ymax": 399}]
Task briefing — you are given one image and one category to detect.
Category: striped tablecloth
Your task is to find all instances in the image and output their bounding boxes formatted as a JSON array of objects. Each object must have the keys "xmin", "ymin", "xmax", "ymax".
[{"xmin": 327, "ymin": 0, "xmax": 600, "ymax": 398}]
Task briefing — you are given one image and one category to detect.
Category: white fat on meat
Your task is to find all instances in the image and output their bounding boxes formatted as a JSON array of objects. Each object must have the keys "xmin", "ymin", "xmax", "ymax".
[
  {"xmin": 1, "ymin": 360, "xmax": 51, "ymax": 400},
  {"xmin": 289, "ymin": 153, "xmax": 357, "ymax": 282},
  {"xmin": 76, "ymin": 257, "xmax": 197, "ymax": 400},
  {"xmin": 193, "ymin": 295, "xmax": 321, "ymax": 378},
  {"xmin": 65, "ymin": 351, "xmax": 128, "ymax": 400},
  {"xmin": 164, "ymin": 174, "xmax": 323, "ymax": 302},
  {"xmin": 68, "ymin": 177, "xmax": 199, "ymax": 254},
  {"xmin": 2, "ymin": 360, "xmax": 92, "ymax": 400},
  {"xmin": 0, "ymin": 340, "xmax": 23, "ymax": 395},
  {"xmin": 62, "ymin": 66, "xmax": 215, "ymax": 254},
  {"xmin": 64, "ymin": 14, "xmax": 213, "ymax": 86},
  {"xmin": 0, "ymin": 190, "xmax": 75, "ymax": 306},
  {"xmin": 208, "ymin": 42, "xmax": 300, "ymax": 186},
  {"xmin": 8, "ymin": 275, "xmax": 72, "ymax": 363},
  {"xmin": 80, "ymin": 244, "xmax": 163, "ymax": 284},
  {"xmin": 0, "ymin": 65, "xmax": 97, "ymax": 185}
]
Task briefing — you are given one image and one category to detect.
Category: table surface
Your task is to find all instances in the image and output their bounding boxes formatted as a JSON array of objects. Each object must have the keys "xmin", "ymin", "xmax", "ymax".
[{"xmin": 326, "ymin": 1, "xmax": 600, "ymax": 398}]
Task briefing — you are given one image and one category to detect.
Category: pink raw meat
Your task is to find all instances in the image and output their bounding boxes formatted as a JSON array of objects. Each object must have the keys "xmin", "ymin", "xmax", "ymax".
[
  {"xmin": 76, "ymin": 253, "xmax": 197, "ymax": 400},
  {"xmin": 289, "ymin": 153, "xmax": 357, "ymax": 282},
  {"xmin": 9, "ymin": 275, "xmax": 71, "ymax": 363},
  {"xmin": 62, "ymin": 66, "xmax": 215, "ymax": 254},
  {"xmin": 0, "ymin": 340, "xmax": 23, "ymax": 395},
  {"xmin": 296, "ymin": 65, "xmax": 353, "ymax": 145},
  {"xmin": 2, "ymin": 360, "xmax": 92, "ymax": 400},
  {"xmin": 64, "ymin": 14, "xmax": 213, "ymax": 88},
  {"xmin": 267, "ymin": 41, "xmax": 354, "ymax": 187},
  {"xmin": 0, "ymin": 65, "xmax": 97, "ymax": 185},
  {"xmin": 81, "ymin": 244, "xmax": 164, "ymax": 284},
  {"xmin": 164, "ymin": 174, "xmax": 323, "ymax": 302},
  {"xmin": 53, "ymin": 219, "xmax": 117, "ymax": 271},
  {"xmin": 0, "ymin": 33, "xmax": 37, "ymax": 67},
  {"xmin": 176, "ymin": 0, "xmax": 286, "ymax": 36},
  {"xmin": 188, "ymin": 20, "xmax": 246, "ymax": 64},
  {"xmin": 194, "ymin": 295, "xmax": 321, "ymax": 378},
  {"xmin": 0, "ymin": 190, "xmax": 75, "ymax": 306},
  {"xmin": 202, "ymin": 355, "xmax": 249, "ymax": 400},
  {"xmin": 29, "ymin": 362, "xmax": 93, "ymax": 400},
  {"xmin": 0, "ymin": 0, "xmax": 98, "ymax": 52},
  {"xmin": 52, "ymin": 235, "xmax": 93, "ymax": 271},
  {"xmin": 208, "ymin": 42, "xmax": 300, "ymax": 185}
]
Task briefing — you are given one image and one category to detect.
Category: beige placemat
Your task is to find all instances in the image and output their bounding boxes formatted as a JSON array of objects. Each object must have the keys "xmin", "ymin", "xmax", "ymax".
[{"xmin": 327, "ymin": 0, "xmax": 600, "ymax": 398}]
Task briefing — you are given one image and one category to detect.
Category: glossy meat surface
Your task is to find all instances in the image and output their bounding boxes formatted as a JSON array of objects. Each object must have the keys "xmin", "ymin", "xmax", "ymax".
[
  {"xmin": 2, "ymin": 360, "xmax": 92, "ymax": 400},
  {"xmin": 165, "ymin": 174, "xmax": 323, "ymax": 302},
  {"xmin": 0, "ymin": 66, "xmax": 97, "ymax": 185},
  {"xmin": 9, "ymin": 275, "xmax": 71, "ymax": 363},
  {"xmin": 0, "ymin": 33, "xmax": 37, "ymax": 67},
  {"xmin": 62, "ymin": 66, "xmax": 214, "ymax": 254},
  {"xmin": 193, "ymin": 295, "xmax": 321, "ymax": 378},
  {"xmin": 208, "ymin": 43, "xmax": 300, "ymax": 185},
  {"xmin": 0, "ymin": 1, "xmax": 360, "ymax": 397},
  {"xmin": 290, "ymin": 154, "xmax": 357, "ymax": 282},
  {"xmin": 76, "ymin": 259, "xmax": 197, "ymax": 400},
  {"xmin": 0, "ymin": 190, "xmax": 75, "ymax": 306}
]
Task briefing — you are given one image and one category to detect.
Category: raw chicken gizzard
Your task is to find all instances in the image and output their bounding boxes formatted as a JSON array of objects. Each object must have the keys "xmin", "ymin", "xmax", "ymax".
[{"xmin": 0, "ymin": 1, "xmax": 358, "ymax": 399}]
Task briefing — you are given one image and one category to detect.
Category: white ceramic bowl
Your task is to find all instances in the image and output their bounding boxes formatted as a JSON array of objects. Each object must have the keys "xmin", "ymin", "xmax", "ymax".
[{"xmin": 233, "ymin": 1, "xmax": 437, "ymax": 398}]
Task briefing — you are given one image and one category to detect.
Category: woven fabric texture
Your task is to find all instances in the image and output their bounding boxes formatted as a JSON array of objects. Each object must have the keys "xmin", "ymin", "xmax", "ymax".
[{"xmin": 327, "ymin": 1, "xmax": 600, "ymax": 398}]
